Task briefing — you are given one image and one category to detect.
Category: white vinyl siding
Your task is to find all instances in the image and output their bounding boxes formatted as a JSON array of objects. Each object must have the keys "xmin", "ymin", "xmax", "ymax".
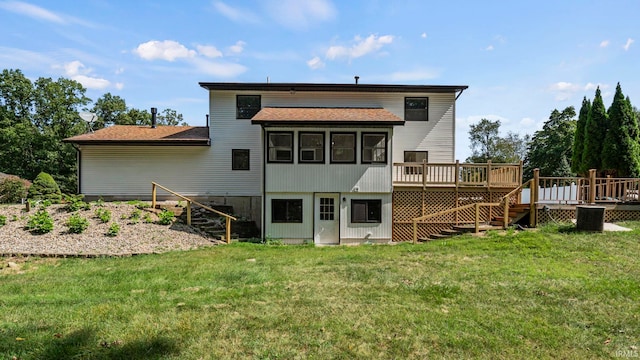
[
  {"xmin": 263, "ymin": 127, "xmax": 392, "ymax": 193},
  {"xmin": 209, "ymin": 91, "xmax": 263, "ymax": 196},
  {"xmin": 79, "ymin": 146, "xmax": 213, "ymax": 197},
  {"xmin": 341, "ymin": 193, "xmax": 392, "ymax": 242}
]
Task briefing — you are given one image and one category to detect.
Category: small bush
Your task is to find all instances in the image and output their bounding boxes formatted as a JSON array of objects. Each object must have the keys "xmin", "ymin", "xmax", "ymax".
[
  {"xmin": 93, "ymin": 197, "xmax": 105, "ymax": 207},
  {"xmin": 106, "ymin": 223, "xmax": 120, "ymax": 237},
  {"xmin": 127, "ymin": 200, "xmax": 151, "ymax": 209},
  {"xmin": 157, "ymin": 209, "xmax": 175, "ymax": 225},
  {"xmin": 94, "ymin": 208, "xmax": 111, "ymax": 223},
  {"xmin": 66, "ymin": 213, "xmax": 89, "ymax": 234},
  {"xmin": 26, "ymin": 209, "xmax": 54, "ymax": 234},
  {"xmin": 0, "ymin": 215, "xmax": 6, "ymax": 227},
  {"xmin": 143, "ymin": 213, "xmax": 154, "ymax": 223},
  {"xmin": 64, "ymin": 194, "xmax": 91, "ymax": 212},
  {"xmin": 27, "ymin": 172, "xmax": 62, "ymax": 202},
  {"xmin": 129, "ymin": 209, "xmax": 142, "ymax": 223},
  {"xmin": 0, "ymin": 175, "xmax": 31, "ymax": 204}
]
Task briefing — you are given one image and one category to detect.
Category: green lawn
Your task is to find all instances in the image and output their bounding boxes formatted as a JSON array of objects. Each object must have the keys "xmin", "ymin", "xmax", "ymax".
[{"xmin": 2, "ymin": 224, "xmax": 640, "ymax": 359}]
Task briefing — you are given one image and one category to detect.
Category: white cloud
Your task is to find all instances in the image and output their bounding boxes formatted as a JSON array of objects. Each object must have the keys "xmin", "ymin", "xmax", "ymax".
[
  {"xmin": 550, "ymin": 82, "xmax": 582, "ymax": 92},
  {"xmin": 189, "ymin": 57, "xmax": 247, "ymax": 77},
  {"xmin": 485, "ymin": 45, "xmax": 494, "ymax": 51},
  {"xmin": 197, "ymin": 45, "xmax": 223, "ymax": 58},
  {"xmin": 326, "ymin": 34, "xmax": 394, "ymax": 60},
  {"xmin": 265, "ymin": 0, "xmax": 336, "ymax": 30},
  {"xmin": 115, "ymin": 82, "xmax": 124, "ymax": 90},
  {"xmin": 213, "ymin": 1, "xmax": 260, "ymax": 23},
  {"xmin": 59, "ymin": 60, "xmax": 111, "ymax": 89},
  {"xmin": 520, "ymin": 117, "xmax": 535, "ymax": 127},
  {"xmin": 600, "ymin": 40, "xmax": 610, "ymax": 48},
  {"xmin": 228, "ymin": 40, "xmax": 246, "ymax": 54},
  {"xmin": 584, "ymin": 82, "xmax": 609, "ymax": 91},
  {"xmin": 421, "ymin": 32, "xmax": 427, "ymax": 38},
  {"xmin": 0, "ymin": 0, "xmax": 64, "ymax": 23},
  {"xmin": 307, "ymin": 56, "xmax": 325, "ymax": 70},
  {"xmin": 624, "ymin": 38, "xmax": 634, "ymax": 51},
  {"xmin": 133, "ymin": 40, "xmax": 197, "ymax": 61}
]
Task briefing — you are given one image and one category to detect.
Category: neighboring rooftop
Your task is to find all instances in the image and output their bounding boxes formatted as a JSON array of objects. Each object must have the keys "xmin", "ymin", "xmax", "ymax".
[
  {"xmin": 251, "ymin": 107, "xmax": 404, "ymax": 125},
  {"xmin": 199, "ymin": 82, "xmax": 468, "ymax": 94},
  {"xmin": 63, "ymin": 125, "xmax": 210, "ymax": 146}
]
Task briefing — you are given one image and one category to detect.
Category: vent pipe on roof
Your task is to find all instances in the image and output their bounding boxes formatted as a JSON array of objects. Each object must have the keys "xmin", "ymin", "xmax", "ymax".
[
  {"xmin": 354, "ymin": 76, "xmax": 359, "ymax": 85},
  {"xmin": 151, "ymin": 107, "xmax": 157, "ymax": 128}
]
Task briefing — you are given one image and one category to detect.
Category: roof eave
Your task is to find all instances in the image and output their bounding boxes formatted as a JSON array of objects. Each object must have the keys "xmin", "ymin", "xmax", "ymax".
[
  {"xmin": 63, "ymin": 139, "xmax": 211, "ymax": 146},
  {"xmin": 251, "ymin": 120, "xmax": 405, "ymax": 126},
  {"xmin": 200, "ymin": 82, "xmax": 468, "ymax": 93}
]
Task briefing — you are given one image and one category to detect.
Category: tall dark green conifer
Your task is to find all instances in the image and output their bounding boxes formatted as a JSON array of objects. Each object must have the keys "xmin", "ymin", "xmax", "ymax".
[
  {"xmin": 582, "ymin": 87, "xmax": 608, "ymax": 173},
  {"xmin": 571, "ymin": 97, "xmax": 590, "ymax": 174},
  {"xmin": 601, "ymin": 83, "xmax": 640, "ymax": 177}
]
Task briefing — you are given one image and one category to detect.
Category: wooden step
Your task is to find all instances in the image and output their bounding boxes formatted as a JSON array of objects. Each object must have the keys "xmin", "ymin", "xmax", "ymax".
[
  {"xmin": 440, "ymin": 229, "xmax": 462, "ymax": 236},
  {"xmin": 452, "ymin": 224, "xmax": 502, "ymax": 233},
  {"xmin": 428, "ymin": 233, "xmax": 451, "ymax": 240}
]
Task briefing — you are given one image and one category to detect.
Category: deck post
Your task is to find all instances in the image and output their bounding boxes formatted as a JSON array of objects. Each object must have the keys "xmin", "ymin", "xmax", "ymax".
[
  {"xmin": 530, "ymin": 169, "xmax": 539, "ymax": 227},
  {"xmin": 186, "ymin": 200, "xmax": 191, "ymax": 226},
  {"xmin": 413, "ymin": 220, "xmax": 417, "ymax": 244},
  {"xmin": 455, "ymin": 160, "xmax": 460, "ymax": 188},
  {"xmin": 486, "ymin": 160, "xmax": 492, "ymax": 188},
  {"xmin": 518, "ymin": 160, "xmax": 524, "ymax": 203},
  {"xmin": 226, "ymin": 217, "xmax": 231, "ymax": 244},
  {"xmin": 503, "ymin": 199, "xmax": 509, "ymax": 229},
  {"xmin": 588, "ymin": 169, "xmax": 596, "ymax": 204},
  {"xmin": 474, "ymin": 202, "xmax": 480, "ymax": 233},
  {"xmin": 422, "ymin": 160, "xmax": 427, "ymax": 188},
  {"xmin": 151, "ymin": 183, "xmax": 157, "ymax": 209}
]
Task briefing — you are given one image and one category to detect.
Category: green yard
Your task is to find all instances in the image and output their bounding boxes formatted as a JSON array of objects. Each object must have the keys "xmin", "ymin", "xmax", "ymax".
[{"xmin": 2, "ymin": 224, "xmax": 639, "ymax": 359}]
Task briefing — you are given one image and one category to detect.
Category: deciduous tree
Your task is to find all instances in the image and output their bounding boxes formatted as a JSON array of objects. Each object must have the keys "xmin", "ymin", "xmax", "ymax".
[
  {"xmin": 466, "ymin": 118, "xmax": 529, "ymax": 163},
  {"xmin": 524, "ymin": 107, "xmax": 576, "ymax": 179}
]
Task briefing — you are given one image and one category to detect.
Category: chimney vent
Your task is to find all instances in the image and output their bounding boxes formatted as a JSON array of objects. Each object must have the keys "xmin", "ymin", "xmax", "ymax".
[
  {"xmin": 354, "ymin": 76, "xmax": 359, "ymax": 84},
  {"xmin": 151, "ymin": 107, "xmax": 157, "ymax": 128}
]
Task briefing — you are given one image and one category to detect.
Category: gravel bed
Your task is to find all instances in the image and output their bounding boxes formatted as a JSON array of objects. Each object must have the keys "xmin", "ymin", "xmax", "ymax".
[{"xmin": 0, "ymin": 203, "xmax": 219, "ymax": 256}]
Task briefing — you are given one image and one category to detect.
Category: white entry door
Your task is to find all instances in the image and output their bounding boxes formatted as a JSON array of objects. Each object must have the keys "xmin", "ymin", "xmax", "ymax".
[{"xmin": 314, "ymin": 193, "xmax": 339, "ymax": 245}]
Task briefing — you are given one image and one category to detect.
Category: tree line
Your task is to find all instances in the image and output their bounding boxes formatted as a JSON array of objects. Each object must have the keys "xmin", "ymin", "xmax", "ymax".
[
  {"xmin": 466, "ymin": 83, "xmax": 640, "ymax": 180},
  {"xmin": 0, "ymin": 69, "xmax": 187, "ymax": 193}
]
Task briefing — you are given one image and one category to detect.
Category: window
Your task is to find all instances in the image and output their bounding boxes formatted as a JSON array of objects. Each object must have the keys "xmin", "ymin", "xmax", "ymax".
[
  {"xmin": 319, "ymin": 197, "xmax": 334, "ymax": 221},
  {"xmin": 362, "ymin": 133, "xmax": 387, "ymax": 164},
  {"xmin": 272, "ymin": 199, "xmax": 303, "ymax": 223},
  {"xmin": 267, "ymin": 132, "xmax": 293, "ymax": 163},
  {"xmin": 232, "ymin": 149, "xmax": 250, "ymax": 170},
  {"xmin": 404, "ymin": 151, "xmax": 428, "ymax": 174},
  {"xmin": 405, "ymin": 97, "xmax": 428, "ymax": 121},
  {"xmin": 351, "ymin": 200, "xmax": 382, "ymax": 223},
  {"xmin": 330, "ymin": 132, "xmax": 356, "ymax": 163},
  {"xmin": 236, "ymin": 95, "xmax": 261, "ymax": 119},
  {"xmin": 299, "ymin": 132, "xmax": 324, "ymax": 163}
]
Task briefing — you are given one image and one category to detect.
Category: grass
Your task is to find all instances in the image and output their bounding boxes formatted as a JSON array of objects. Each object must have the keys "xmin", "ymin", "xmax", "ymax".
[{"xmin": 1, "ymin": 223, "xmax": 640, "ymax": 359}]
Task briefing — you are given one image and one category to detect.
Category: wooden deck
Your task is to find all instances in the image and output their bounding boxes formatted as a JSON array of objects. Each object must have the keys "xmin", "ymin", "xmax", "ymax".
[{"xmin": 393, "ymin": 161, "xmax": 522, "ymax": 188}]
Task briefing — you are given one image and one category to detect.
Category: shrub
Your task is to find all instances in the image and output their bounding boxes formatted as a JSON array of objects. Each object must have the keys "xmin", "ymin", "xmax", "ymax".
[
  {"xmin": 66, "ymin": 213, "xmax": 89, "ymax": 234},
  {"xmin": 129, "ymin": 209, "xmax": 142, "ymax": 223},
  {"xmin": 0, "ymin": 175, "xmax": 31, "ymax": 204},
  {"xmin": 0, "ymin": 215, "xmax": 6, "ymax": 227},
  {"xmin": 94, "ymin": 208, "xmax": 111, "ymax": 223},
  {"xmin": 26, "ymin": 209, "xmax": 54, "ymax": 234},
  {"xmin": 157, "ymin": 209, "xmax": 175, "ymax": 225},
  {"xmin": 64, "ymin": 194, "xmax": 90, "ymax": 212},
  {"xmin": 27, "ymin": 172, "xmax": 61, "ymax": 202},
  {"xmin": 106, "ymin": 223, "xmax": 120, "ymax": 237},
  {"xmin": 143, "ymin": 213, "xmax": 154, "ymax": 223}
]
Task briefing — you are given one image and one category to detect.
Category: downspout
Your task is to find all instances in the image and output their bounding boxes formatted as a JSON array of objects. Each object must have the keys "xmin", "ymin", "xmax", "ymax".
[
  {"xmin": 261, "ymin": 125, "xmax": 266, "ymax": 240},
  {"xmin": 71, "ymin": 144, "xmax": 81, "ymax": 194}
]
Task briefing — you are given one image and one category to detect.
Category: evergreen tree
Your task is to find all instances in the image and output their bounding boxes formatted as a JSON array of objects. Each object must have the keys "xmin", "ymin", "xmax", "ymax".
[
  {"xmin": 524, "ymin": 107, "xmax": 576, "ymax": 179},
  {"xmin": 571, "ymin": 97, "xmax": 590, "ymax": 174},
  {"xmin": 601, "ymin": 83, "xmax": 640, "ymax": 177},
  {"xmin": 582, "ymin": 87, "xmax": 608, "ymax": 173}
]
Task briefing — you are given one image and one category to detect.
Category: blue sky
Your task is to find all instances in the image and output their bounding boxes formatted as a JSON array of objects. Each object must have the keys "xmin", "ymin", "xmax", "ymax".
[{"xmin": 1, "ymin": 0, "xmax": 638, "ymax": 161}]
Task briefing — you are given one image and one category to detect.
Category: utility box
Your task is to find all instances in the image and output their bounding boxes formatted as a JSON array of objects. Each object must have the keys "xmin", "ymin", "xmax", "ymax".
[{"xmin": 576, "ymin": 206, "xmax": 605, "ymax": 232}]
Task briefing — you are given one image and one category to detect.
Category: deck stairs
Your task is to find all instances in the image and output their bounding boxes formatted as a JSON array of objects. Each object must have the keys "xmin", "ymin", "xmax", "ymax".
[{"xmin": 420, "ymin": 203, "xmax": 530, "ymax": 241}]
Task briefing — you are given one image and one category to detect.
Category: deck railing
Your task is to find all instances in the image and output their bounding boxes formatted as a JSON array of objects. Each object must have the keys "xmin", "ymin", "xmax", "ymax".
[
  {"xmin": 151, "ymin": 182, "xmax": 237, "ymax": 243},
  {"xmin": 393, "ymin": 160, "xmax": 522, "ymax": 188}
]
